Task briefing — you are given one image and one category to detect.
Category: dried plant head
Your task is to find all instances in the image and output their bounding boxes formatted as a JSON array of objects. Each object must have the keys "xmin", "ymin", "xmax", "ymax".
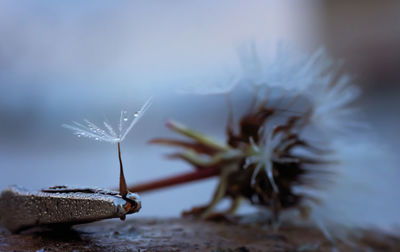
[
  {"xmin": 148, "ymin": 45, "xmax": 364, "ymax": 239},
  {"xmin": 63, "ymin": 97, "xmax": 152, "ymax": 199}
]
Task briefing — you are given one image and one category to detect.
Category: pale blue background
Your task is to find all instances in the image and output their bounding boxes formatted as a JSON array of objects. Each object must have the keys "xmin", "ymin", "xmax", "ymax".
[{"xmin": 0, "ymin": 1, "xmax": 399, "ymax": 232}]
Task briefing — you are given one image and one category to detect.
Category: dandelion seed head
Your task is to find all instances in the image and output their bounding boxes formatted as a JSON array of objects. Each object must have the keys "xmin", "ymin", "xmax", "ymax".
[{"xmin": 238, "ymin": 43, "xmax": 364, "ymax": 134}]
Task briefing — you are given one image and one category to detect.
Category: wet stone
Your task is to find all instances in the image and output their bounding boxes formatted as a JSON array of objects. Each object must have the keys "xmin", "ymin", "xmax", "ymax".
[{"xmin": 0, "ymin": 186, "xmax": 141, "ymax": 233}]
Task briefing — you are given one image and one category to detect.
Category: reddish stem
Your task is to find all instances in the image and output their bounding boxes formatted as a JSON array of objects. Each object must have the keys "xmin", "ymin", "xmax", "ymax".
[
  {"xmin": 128, "ymin": 166, "xmax": 220, "ymax": 193},
  {"xmin": 118, "ymin": 142, "xmax": 128, "ymax": 198}
]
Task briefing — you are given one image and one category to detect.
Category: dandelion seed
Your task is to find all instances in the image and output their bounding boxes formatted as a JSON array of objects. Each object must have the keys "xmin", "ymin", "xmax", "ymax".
[{"xmin": 63, "ymin": 97, "xmax": 152, "ymax": 199}]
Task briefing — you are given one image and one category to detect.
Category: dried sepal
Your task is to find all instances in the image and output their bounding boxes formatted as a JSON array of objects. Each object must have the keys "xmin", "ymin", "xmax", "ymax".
[
  {"xmin": 149, "ymin": 138, "xmax": 219, "ymax": 155},
  {"xmin": 166, "ymin": 120, "xmax": 230, "ymax": 152}
]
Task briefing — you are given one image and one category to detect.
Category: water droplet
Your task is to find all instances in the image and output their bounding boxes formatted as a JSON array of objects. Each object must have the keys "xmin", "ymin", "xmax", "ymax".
[
  {"xmin": 95, "ymin": 137, "xmax": 99, "ymax": 141},
  {"xmin": 133, "ymin": 112, "xmax": 139, "ymax": 117},
  {"xmin": 123, "ymin": 117, "xmax": 128, "ymax": 122},
  {"xmin": 77, "ymin": 134, "xmax": 81, "ymax": 138}
]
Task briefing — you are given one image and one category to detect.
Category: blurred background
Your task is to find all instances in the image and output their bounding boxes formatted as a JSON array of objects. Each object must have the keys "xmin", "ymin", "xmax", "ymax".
[{"xmin": 0, "ymin": 1, "xmax": 399, "ymax": 231}]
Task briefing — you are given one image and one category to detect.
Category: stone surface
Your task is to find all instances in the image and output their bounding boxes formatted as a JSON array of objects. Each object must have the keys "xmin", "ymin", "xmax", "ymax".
[
  {"xmin": 0, "ymin": 217, "xmax": 399, "ymax": 251},
  {"xmin": 0, "ymin": 186, "xmax": 140, "ymax": 233}
]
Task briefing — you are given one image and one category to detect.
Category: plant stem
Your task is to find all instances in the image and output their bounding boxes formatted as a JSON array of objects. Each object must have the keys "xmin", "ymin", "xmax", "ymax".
[
  {"xmin": 118, "ymin": 142, "xmax": 128, "ymax": 197},
  {"xmin": 128, "ymin": 166, "xmax": 220, "ymax": 193}
]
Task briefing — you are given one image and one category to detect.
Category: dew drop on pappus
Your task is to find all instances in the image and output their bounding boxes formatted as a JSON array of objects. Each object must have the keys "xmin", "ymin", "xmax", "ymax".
[
  {"xmin": 133, "ymin": 112, "xmax": 139, "ymax": 117},
  {"xmin": 123, "ymin": 117, "xmax": 128, "ymax": 122}
]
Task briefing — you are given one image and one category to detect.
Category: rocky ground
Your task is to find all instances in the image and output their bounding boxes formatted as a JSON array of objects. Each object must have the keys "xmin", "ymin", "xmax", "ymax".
[{"xmin": 1, "ymin": 217, "xmax": 399, "ymax": 251}]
